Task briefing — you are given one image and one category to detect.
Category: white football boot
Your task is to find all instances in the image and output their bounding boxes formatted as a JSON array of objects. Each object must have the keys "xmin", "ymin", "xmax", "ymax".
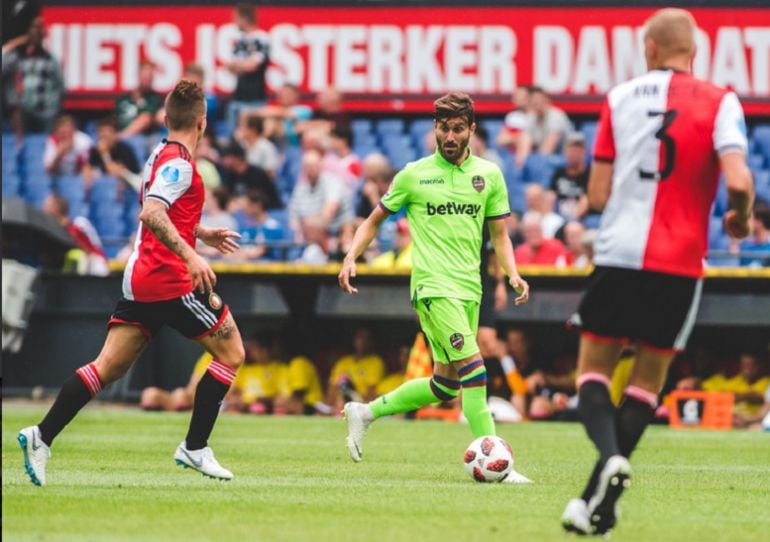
[
  {"xmin": 501, "ymin": 468, "xmax": 534, "ymax": 484},
  {"xmin": 587, "ymin": 455, "xmax": 632, "ymax": 535},
  {"xmin": 174, "ymin": 442, "xmax": 233, "ymax": 480},
  {"xmin": 343, "ymin": 402, "xmax": 374, "ymax": 462},
  {"xmin": 561, "ymin": 498, "xmax": 592, "ymax": 535},
  {"xmin": 18, "ymin": 426, "xmax": 50, "ymax": 486}
]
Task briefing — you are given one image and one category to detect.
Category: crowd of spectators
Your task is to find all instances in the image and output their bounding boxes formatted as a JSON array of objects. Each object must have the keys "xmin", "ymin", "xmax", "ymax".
[
  {"xmin": 3, "ymin": 6, "xmax": 770, "ymax": 273},
  {"xmin": 137, "ymin": 324, "xmax": 769, "ymax": 431}
]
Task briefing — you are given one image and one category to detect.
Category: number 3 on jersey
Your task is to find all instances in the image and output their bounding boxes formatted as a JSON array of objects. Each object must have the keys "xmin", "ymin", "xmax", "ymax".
[{"xmin": 639, "ymin": 109, "xmax": 678, "ymax": 181}]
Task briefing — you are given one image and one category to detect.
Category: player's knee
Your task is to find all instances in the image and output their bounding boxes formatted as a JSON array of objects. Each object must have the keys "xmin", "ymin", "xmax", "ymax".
[
  {"xmin": 93, "ymin": 356, "xmax": 131, "ymax": 384},
  {"xmin": 430, "ymin": 375, "xmax": 460, "ymax": 401},
  {"xmin": 219, "ymin": 341, "xmax": 245, "ymax": 370}
]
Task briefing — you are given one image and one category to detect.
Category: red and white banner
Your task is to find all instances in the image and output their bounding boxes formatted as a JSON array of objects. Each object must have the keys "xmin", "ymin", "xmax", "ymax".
[{"xmin": 43, "ymin": 6, "xmax": 770, "ymax": 114}]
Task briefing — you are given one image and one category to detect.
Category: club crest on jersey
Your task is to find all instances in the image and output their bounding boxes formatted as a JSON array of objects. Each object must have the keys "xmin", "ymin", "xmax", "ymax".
[
  {"xmin": 208, "ymin": 292, "xmax": 223, "ymax": 310},
  {"xmin": 472, "ymin": 175, "xmax": 485, "ymax": 192},
  {"xmin": 161, "ymin": 165, "xmax": 180, "ymax": 184},
  {"xmin": 450, "ymin": 332, "xmax": 465, "ymax": 350}
]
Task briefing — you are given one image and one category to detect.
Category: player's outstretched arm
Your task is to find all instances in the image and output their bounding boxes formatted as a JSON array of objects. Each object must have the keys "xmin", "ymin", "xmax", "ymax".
[
  {"xmin": 488, "ymin": 218, "xmax": 529, "ymax": 305},
  {"xmin": 195, "ymin": 224, "xmax": 242, "ymax": 255},
  {"xmin": 338, "ymin": 205, "xmax": 389, "ymax": 294},
  {"xmin": 721, "ymin": 152, "xmax": 754, "ymax": 239},
  {"xmin": 139, "ymin": 199, "xmax": 216, "ymax": 293}
]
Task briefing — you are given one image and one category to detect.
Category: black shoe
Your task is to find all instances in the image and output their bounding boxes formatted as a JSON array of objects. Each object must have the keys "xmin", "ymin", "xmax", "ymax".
[{"xmin": 587, "ymin": 455, "xmax": 632, "ymax": 535}]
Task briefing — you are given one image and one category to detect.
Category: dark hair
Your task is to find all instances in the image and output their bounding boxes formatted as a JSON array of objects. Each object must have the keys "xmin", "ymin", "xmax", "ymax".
[
  {"xmin": 96, "ymin": 115, "xmax": 118, "ymax": 129},
  {"xmin": 222, "ymin": 142, "xmax": 247, "ymax": 160},
  {"xmin": 331, "ymin": 125, "xmax": 353, "ymax": 148},
  {"xmin": 246, "ymin": 190, "xmax": 264, "ymax": 206},
  {"xmin": 433, "ymin": 92, "xmax": 475, "ymax": 126},
  {"xmin": 235, "ymin": 2, "xmax": 255, "ymax": 23},
  {"xmin": 244, "ymin": 114, "xmax": 264, "ymax": 135},
  {"xmin": 165, "ymin": 80, "xmax": 206, "ymax": 131},
  {"xmin": 529, "ymin": 86, "xmax": 546, "ymax": 95},
  {"xmin": 474, "ymin": 124, "xmax": 489, "ymax": 144},
  {"xmin": 211, "ymin": 187, "xmax": 231, "ymax": 211}
]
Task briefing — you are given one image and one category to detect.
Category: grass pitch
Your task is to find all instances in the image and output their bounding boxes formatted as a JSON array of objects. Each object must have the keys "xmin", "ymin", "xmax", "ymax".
[{"xmin": 2, "ymin": 404, "xmax": 769, "ymax": 542}]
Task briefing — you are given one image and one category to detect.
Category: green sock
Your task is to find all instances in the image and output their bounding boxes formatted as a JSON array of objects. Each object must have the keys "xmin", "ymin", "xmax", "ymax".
[
  {"xmin": 459, "ymin": 360, "xmax": 495, "ymax": 438},
  {"xmin": 369, "ymin": 377, "xmax": 458, "ymax": 418}
]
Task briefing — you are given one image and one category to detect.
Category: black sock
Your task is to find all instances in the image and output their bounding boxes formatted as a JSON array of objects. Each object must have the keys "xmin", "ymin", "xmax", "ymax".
[
  {"xmin": 577, "ymin": 381, "xmax": 620, "ymax": 461},
  {"xmin": 38, "ymin": 373, "xmax": 94, "ymax": 446},
  {"xmin": 580, "ymin": 460, "xmax": 603, "ymax": 502},
  {"xmin": 185, "ymin": 372, "xmax": 230, "ymax": 450},
  {"xmin": 617, "ymin": 395, "xmax": 655, "ymax": 458}
]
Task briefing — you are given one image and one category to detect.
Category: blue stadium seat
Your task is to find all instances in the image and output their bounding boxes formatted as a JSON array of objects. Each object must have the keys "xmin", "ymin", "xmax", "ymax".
[
  {"xmin": 708, "ymin": 216, "xmax": 725, "ymax": 249},
  {"xmin": 353, "ymin": 132, "xmax": 377, "ymax": 149},
  {"xmin": 712, "ymin": 176, "xmax": 728, "ymax": 216},
  {"xmin": 753, "ymin": 170, "xmax": 770, "ymax": 193},
  {"xmin": 752, "ymin": 125, "xmax": 770, "ymax": 162},
  {"xmin": 92, "ymin": 200, "xmax": 122, "ymax": 220},
  {"xmin": 580, "ymin": 121, "xmax": 598, "ymax": 153},
  {"xmin": 381, "ymin": 134, "xmax": 412, "ymax": 152},
  {"xmin": 481, "ymin": 120, "xmax": 504, "ymax": 148},
  {"xmin": 386, "ymin": 148, "xmax": 417, "ymax": 170},
  {"xmin": 523, "ymin": 153, "xmax": 556, "ymax": 185},
  {"xmin": 57, "ymin": 174, "xmax": 86, "ymax": 200},
  {"xmin": 352, "ymin": 119, "xmax": 373, "ymax": 136},
  {"xmin": 2, "ymin": 171, "xmax": 21, "ymax": 197},
  {"xmin": 748, "ymin": 154, "xmax": 766, "ymax": 171},
  {"xmin": 96, "ymin": 218, "xmax": 126, "ymax": 238},
  {"xmin": 90, "ymin": 176, "xmax": 119, "ymax": 203},
  {"xmin": 375, "ymin": 119, "xmax": 405, "ymax": 137},
  {"xmin": 409, "ymin": 119, "xmax": 434, "ymax": 141},
  {"xmin": 69, "ymin": 201, "xmax": 90, "ymax": 220}
]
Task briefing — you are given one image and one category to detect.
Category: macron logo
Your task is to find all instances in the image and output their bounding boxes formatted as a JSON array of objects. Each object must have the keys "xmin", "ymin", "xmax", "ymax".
[{"xmin": 426, "ymin": 201, "xmax": 481, "ymax": 218}]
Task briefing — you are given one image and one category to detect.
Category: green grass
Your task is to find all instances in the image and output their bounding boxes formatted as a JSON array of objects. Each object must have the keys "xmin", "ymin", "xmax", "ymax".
[{"xmin": 2, "ymin": 404, "xmax": 769, "ymax": 542}]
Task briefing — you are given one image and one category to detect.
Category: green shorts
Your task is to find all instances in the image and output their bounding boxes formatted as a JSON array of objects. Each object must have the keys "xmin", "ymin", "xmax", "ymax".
[{"xmin": 414, "ymin": 297, "xmax": 480, "ymax": 364}]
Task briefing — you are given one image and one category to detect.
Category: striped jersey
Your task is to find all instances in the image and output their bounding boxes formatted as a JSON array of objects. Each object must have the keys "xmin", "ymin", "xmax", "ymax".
[
  {"xmin": 122, "ymin": 140, "xmax": 204, "ymax": 302},
  {"xmin": 592, "ymin": 69, "xmax": 748, "ymax": 278}
]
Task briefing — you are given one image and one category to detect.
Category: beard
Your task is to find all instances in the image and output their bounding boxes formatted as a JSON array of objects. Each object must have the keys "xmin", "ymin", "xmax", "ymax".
[{"xmin": 438, "ymin": 139, "xmax": 468, "ymax": 162}]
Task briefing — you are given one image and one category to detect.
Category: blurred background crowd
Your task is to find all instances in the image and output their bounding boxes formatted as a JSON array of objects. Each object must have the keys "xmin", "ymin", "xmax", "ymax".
[{"xmin": 3, "ymin": 5, "xmax": 770, "ymax": 274}]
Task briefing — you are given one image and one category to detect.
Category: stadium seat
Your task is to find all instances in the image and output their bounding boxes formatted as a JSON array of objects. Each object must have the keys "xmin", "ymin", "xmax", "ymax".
[
  {"xmin": 712, "ymin": 176, "xmax": 728, "ymax": 216},
  {"xmin": 90, "ymin": 176, "xmax": 119, "ymax": 203},
  {"xmin": 580, "ymin": 121, "xmax": 598, "ymax": 153},
  {"xmin": 523, "ymin": 153, "xmax": 556, "ymax": 185},
  {"xmin": 69, "ymin": 201, "xmax": 90, "ymax": 220},
  {"xmin": 96, "ymin": 218, "xmax": 127, "ymax": 238},
  {"xmin": 386, "ymin": 148, "xmax": 417, "ymax": 170},
  {"xmin": 2, "ymin": 171, "xmax": 21, "ymax": 197},
  {"xmin": 481, "ymin": 120, "xmax": 504, "ymax": 147},
  {"xmin": 352, "ymin": 119, "xmax": 373, "ymax": 136},
  {"xmin": 57, "ymin": 174, "xmax": 86, "ymax": 201},
  {"xmin": 752, "ymin": 125, "xmax": 770, "ymax": 162},
  {"xmin": 753, "ymin": 170, "xmax": 770, "ymax": 194},
  {"xmin": 409, "ymin": 119, "xmax": 433, "ymax": 141},
  {"xmin": 353, "ymin": 132, "xmax": 377, "ymax": 150},
  {"xmin": 375, "ymin": 119, "xmax": 405, "ymax": 137},
  {"xmin": 748, "ymin": 154, "xmax": 766, "ymax": 171},
  {"xmin": 381, "ymin": 134, "xmax": 412, "ymax": 152}
]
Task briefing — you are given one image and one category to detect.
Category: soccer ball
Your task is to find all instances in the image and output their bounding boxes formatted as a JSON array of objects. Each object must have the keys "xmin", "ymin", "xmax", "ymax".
[{"xmin": 463, "ymin": 436, "xmax": 514, "ymax": 482}]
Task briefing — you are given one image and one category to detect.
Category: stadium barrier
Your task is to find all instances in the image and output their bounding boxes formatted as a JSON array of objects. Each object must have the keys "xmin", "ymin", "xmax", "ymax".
[{"xmin": 2, "ymin": 265, "xmax": 768, "ymax": 400}]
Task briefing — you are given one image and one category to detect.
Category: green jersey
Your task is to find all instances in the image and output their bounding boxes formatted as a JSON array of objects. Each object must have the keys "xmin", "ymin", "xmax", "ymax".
[{"xmin": 380, "ymin": 150, "xmax": 511, "ymax": 302}]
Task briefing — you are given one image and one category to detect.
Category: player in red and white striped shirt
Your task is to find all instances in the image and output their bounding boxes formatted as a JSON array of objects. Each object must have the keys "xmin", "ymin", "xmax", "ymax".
[
  {"xmin": 562, "ymin": 8, "xmax": 754, "ymax": 536},
  {"xmin": 19, "ymin": 81, "xmax": 246, "ymax": 485}
]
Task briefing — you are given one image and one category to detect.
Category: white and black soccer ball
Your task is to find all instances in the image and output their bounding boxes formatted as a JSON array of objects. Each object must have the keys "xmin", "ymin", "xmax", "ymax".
[{"xmin": 463, "ymin": 436, "xmax": 514, "ymax": 482}]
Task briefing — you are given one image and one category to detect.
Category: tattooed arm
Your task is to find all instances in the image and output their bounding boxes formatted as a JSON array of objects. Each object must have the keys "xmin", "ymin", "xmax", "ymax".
[{"xmin": 139, "ymin": 199, "xmax": 216, "ymax": 293}]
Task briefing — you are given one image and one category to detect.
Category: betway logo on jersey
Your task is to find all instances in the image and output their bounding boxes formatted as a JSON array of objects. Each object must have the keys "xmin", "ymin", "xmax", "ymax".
[{"xmin": 426, "ymin": 201, "xmax": 481, "ymax": 218}]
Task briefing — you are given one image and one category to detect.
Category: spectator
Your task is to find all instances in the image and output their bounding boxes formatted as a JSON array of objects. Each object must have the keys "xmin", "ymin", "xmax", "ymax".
[
  {"xmin": 236, "ymin": 113, "xmax": 280, "ymax": 177},
  {"xmin": 273, "ymin": 341, "xmax": 328, "ymax": 415},
  {"xmin": 549, "ymin": 132, "xmax": 590, "ymax": 220},
  {"xmin": 114, "ymin": 59, "xmax": 163, "ymax": 137},
  {"xmin": 525, "ymin": 183, "xmax": 564, "ymax": 237},
  {"xmin": 260, "ymin": 82, "xmax": 313, "ymax": 148},
  {"xmin": 740, "ymin": 203, "xmax": 770, "ymax": 267},
  {"xmin": 563, "ymin": 221, "xmax": 591, "ymax": 268},
  {"xmin": 516, "ymin": 87, "xmax": 572, "ymax": 166},
  {"xmin": 43, "ymin": 114, "xmax": 92, "ymax": 175},
  {"xmin": 514, "ymin": 211, "xmax": 572, "ymax": 267},
  {"xmin": 289, "ymin": 149, "xmax": 353, "ymax": 245},
  {"xmin": 326, "ymin": 327, "xmax": 385, "ymax": 410},
  {"xmin": 323, "ymin": 125, "xmax": 362, "ymax": 189},
  {"xmin": 735, "ymin": 384, "xmax": 770, "ymax": 430},
  {"xmin": 195, "ymin": 125, "xmax": 223, "ymax": 189},
  {"xmin": 225, "ymin": 2, "xmax": 270, "ymax": 132},
  {"xmin": 355, "ymin": 153, "xmax": 393, "ymax": 224},
  {"xmin": 470, "ymin": 124, "xmax": 504, "ymax": 169},
  {"xmin": 2, "ymin": 1, "xmax": 41, "ymax": 45},
  {"xmin": 82, "ymin": 116, "xmax": 141, "ymax": 190},
  {"xmin": 181, "ymin": 62, "xmax": 219, "ymax": 121},
  {"xmin": 198, "ymin": 186, "xmax": 239, "ymax": 257},
  {"xmin": 140, "ymin": 352, "xmax": 211, "ymax": 411},
  {"xmin": 305, "ymin": 88, "xmax": 351, "ymax": 135},
  {"xmin": 230, "ymin": 191, "xmax": 284, "ymax": 261},
  {"xmin": 702, "ymin": 352, "xmax": 769, "ymax": 420},
  {"xmin": 220, "ymin": 143, "xmax": 281, "ymax": 208},
  {"xmin": 496, "ymin": 86, "xmax": 532, "ymax": 152},
  {"xmin": 371, "ymin": 218, "xmax": 412, "ymax": 269},
  {"xmin": 2, "ymin": 15, "xmax": 64, "ymax": 134},
  {"xmin": 227, "ymin": 333, "xmax": 287, "ymax": 414},
  {"xmin": 42, "ymin": 194, "xmax": 109, "ymax": 276}
]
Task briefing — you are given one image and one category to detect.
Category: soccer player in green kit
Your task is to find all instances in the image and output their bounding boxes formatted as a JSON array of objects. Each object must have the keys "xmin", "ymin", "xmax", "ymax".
[{"xmin": 339, "ymin": 92, "xmax": 532, "ymax": 482}]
